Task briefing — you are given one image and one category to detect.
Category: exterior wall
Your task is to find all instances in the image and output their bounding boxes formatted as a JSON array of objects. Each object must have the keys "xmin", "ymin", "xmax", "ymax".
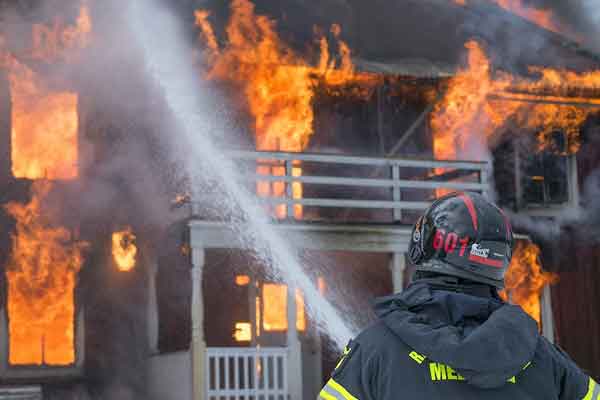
[
  {"xmin": 147, "ymin": 351, "xmax": 192, "ymax": 400},
  {"xmin": 550, "ymin": 243, "xmax": 600, "ymax": 379}
]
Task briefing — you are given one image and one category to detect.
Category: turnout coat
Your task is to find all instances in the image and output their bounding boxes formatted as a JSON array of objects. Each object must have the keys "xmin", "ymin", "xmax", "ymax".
[{"xmin": 319, "ymin": 280, "xmax": 597, "ymax": 400}]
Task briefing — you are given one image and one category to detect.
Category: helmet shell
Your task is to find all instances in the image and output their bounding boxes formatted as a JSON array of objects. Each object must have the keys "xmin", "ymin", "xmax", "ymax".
[{"xmin": 408, "ymin": 192, "xmax": 514, "ymax": 288}]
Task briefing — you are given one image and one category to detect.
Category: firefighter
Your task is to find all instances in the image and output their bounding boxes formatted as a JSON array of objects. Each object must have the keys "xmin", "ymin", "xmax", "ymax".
[{"xmin": 319, "ymin": 192, "xmax": 598, "ymax": 400}]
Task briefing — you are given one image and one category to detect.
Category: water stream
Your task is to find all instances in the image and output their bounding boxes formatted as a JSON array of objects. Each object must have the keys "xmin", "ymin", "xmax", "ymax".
[{"xmin": 129, "ymin": 0, "xmax": 355, "ymax": 348}]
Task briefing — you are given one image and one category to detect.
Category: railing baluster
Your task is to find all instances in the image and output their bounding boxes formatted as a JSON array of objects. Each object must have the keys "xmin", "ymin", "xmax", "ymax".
[{"xmin": 392, "ymin": 163, "xmax": 402, "ymax": 222}]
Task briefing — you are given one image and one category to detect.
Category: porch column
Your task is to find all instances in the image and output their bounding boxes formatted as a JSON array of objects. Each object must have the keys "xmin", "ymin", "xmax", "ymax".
[
  {"xmin": 287, "ymin": 283, "xmax": 303, "ymax": 400},
  {"xmin": 540, "ymin": 285, "xmax": 555, "ymax": 344},
  {"xmin": 390, "ymin": 252, "xmax": 406, "ymax": 293},
  {"xmin": 191, "ymin": 247, "xmax": 206, "ymax": 400},
  {"xmin": 146, "ymin": 252, "xmax": 159, "ymax": 354}
]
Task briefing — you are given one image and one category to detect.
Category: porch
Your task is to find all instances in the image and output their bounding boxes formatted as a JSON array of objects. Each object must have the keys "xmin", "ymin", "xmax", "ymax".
[{"xmin": 148, "ymin": 150, "xmax": 521, "ymax": 400}]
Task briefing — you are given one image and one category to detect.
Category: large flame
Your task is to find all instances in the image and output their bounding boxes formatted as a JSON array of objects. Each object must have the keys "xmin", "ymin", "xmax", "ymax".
[
  {"xmin": 196, "ymin": 0, "xmax": 378, "ymax": 218},
  {"xmin": 501, "ymin": 241, "xmax": 557, "ymax": 325},
  {"xmin": 112, "ymin": 228, "xmax": 137, "ymax": 272},
  {"xmin": 431, "ymin": 40, "xmax": 600, "ymax": 171},
  {"xmin": 8, "ymin": 63, "xmax": 79, "ymax": 180},
  {"xmin": 4, "ymin": 181, "xmax": 87, "ymax": 365},
  {"xmin": 0, "ymin": 3, "xmax": 91, "ymax": 180}
]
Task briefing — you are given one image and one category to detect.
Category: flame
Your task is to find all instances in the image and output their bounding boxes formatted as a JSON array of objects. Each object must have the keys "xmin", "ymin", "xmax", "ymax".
[
  {"xmin": 234, "ymin": 322, "xmax": 252, "ymax": 342},
  {"xmin": 196, "ymin": 0, "xmax": 379, "ymax": 218},
  {"xmin": 0, "ymin": 3, "xmax": 91, "ymax": 180},
  {"xmin": 500, "ymin": 242, "xmax": 557, "ymax": 325},
  {"xmin": 112, "ymin": 228, "xmax": 137, "ymax": 272},
  {"xmin": 31, "ymin": 4, "xmax": 92, "ymax": 63},
  {"xmin": 235, "ymin": 274, "xmax": 251, "ymax": 286},
  {"xmin": 491, "ymin": 0, "xmax": 566, "ymax": 35},
  {"xmin": 317, "ymin": 277, "xmax": 327, "ymax": 295},
  {"xmin": 8, "ymin": 63, "xmax": 79, "ymax": 180},
  {"xmin": 431, "ymin": 40, "xmax": 600, "ymax": 180},
  {"xmin": 261, "ymin": 283, "xmax": 306, "ymax": 332},
  {"xmin": 457, "ymin": 0, "xmax": 571, "ymax": 37},
  {"xmin": 4, "ymin": 181, "xmax": 87, "ymax": 365}
]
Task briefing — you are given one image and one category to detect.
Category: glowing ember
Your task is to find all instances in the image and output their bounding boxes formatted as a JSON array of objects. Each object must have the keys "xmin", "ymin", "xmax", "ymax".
[
  {"xmin": 501, "ymin": 241, "xmax": 557, "ymax": 325},
  {"xmin": 112, "ymin": 228, "xmax": 137, "ymax": 272},
  {"xmin": 4, "ymin": 181, "xmax": 87, "ymax": 365},
  {"xmin": 196, "ymin": 0, "xmax": 379, "ymax": 218},
  {"xmin": 234, "ymin": 322, "xmax": 252, "ymax": 342},
  {"xmin": 431, "ymin": 40, "xmax": 600, "ymax": 179},
  {"xmin": 235, "ymin": 274, "xmax": 251, "ymax": 286}
]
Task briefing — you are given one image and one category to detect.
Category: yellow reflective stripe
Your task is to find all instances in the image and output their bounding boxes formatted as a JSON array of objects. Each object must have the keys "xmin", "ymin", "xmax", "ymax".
[
  {"xmin": 335, "ymin": 346, "xmax": 352, "ymax": 370},
  {"xmin": 583, "ymin": 378, "xmax": 600, "ymax": 400},
  {"xmin": 319, "ymin": 388, "xmax": 337, "ymax": 400},
  {"xmin": 327, "ymin": 378, "xmax": 359, "ymax": 400}
]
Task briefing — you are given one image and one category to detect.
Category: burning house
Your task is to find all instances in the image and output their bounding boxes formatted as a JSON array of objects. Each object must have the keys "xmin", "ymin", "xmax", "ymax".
[{"xmin": 0, "ymin": 0, "xmax": 600, "ymax": 399}]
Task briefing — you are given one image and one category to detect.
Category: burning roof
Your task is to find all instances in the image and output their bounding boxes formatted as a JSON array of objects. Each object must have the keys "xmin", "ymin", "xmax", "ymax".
[{"xmin": 196, "ymin": 0, "xmax": 600, "ymax": 78}]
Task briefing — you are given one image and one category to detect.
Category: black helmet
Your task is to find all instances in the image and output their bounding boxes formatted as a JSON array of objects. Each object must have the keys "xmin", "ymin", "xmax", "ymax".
[{"xmin": 408, "ymin": 192, "xmax": 514, "ymax": 288}]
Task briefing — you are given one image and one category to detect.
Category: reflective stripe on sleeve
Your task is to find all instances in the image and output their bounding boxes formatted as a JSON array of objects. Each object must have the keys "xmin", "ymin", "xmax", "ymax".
[
  {"xmin": 583, "ymin": 378, "xmax": 600, "ymax": 400},
  {"xmin": 318, "ymin": 387, "xmax": 338, "ymax": 400},
  {"xmin": 319, "ymin": 378, "xmax": 359, "ymax": 400}
]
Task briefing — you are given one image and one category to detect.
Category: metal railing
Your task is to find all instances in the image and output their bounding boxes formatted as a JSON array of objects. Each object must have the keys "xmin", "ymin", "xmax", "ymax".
[
  {"xmin": 206, "ymin": 347, "xmax": 288, "ymax": 400},
  {"xmin": 228, "ymin": 150, "xmax": 490, "ymax": 222},
  {"xmin": 0, "ymin": 386, "xmax": 42, "ymax": 400}
]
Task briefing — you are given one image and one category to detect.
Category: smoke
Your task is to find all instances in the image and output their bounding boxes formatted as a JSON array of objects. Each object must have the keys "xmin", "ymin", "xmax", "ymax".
[
  {"xmin": 0, "ymin": 0, "xmax": 189, "ymax": 399},
  {"xmin": 507, "ymin": 167, "xmax": 600, "ymax": 245}
]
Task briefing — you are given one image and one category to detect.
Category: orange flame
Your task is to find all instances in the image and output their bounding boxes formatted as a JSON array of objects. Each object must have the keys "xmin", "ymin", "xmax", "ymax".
[
  {"xmin": 261, "ymin": 283, "xmax": 306, "ymax": 332},
  {"xmin": 4, "ymin": 181, "xmax": 87, "ymax": 365},
  {"xmin": 500, "ymin": 241, "xmax": 557, "ymax": 325},
  {"xmin": 8, "ymin": 64, "xmax": 79, "ymax": 180},
  {"xmin": 196, "ymin": 0, "xmax": 379, "ymax": 218},
  {"xmin": 234, "ymin": 322, "xmax": 252, "ymax": 342},
  {"xmin": 457, "ymin": 0, "xmax": 571, "ymax": 37},
  {"xmin": 493, "ymin": 0, "xmax": 563, "ymax": 34},
  {"xmin": 112, "ymin": 228, "xmax": 137, "ymax": 272},
  {"xmin": 431, "ymin": 40, "xmax": 600, "ymax": 173},
  {"xmin": 0, "ymin": 3, "xmax": 91, "ymax": 180},
  {"xmin": 31, "ymin": 4, "xmax": 92, "ymax": 63}
]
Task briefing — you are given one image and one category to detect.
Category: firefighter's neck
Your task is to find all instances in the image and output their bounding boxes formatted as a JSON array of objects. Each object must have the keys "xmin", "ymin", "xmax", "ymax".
[{"xmin": 415, "ymin": 274, "xmax": 498, "ymax": 299}]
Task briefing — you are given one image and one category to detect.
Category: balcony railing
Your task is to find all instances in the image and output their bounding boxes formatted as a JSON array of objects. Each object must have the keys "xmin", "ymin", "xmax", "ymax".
[
  {"xmin": 213, "ymin": 150, "xmax": 490, "ymax": 223},
  {"xmin": 206, "ymin": 347, "xmax": 288, "ymax": 400}
]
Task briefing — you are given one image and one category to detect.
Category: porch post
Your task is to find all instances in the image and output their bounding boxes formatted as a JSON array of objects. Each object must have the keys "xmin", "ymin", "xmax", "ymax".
[
  {"xmin": 287, "ymin": 283, "xmax": 303, "ymax": 400},
  {"xmin": 390, "ymin": 252, "xmax": 406, "ymax": 293},
  {"xmin": 540, "ymin": 285, "xmax": 555, "ymax": 344},
  {"xmin": 146, "ymin": 251, "xmax": 159, "ymax": 354},
  {"xmin": 191, "ymin": 247, "xmax": 206, "ymax": 400}
]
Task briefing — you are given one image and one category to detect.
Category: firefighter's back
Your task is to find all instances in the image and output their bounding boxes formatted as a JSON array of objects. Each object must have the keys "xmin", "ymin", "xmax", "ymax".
[{"xmin": 319, "ymin": 282, "xmax": 595, "ymax": 400}]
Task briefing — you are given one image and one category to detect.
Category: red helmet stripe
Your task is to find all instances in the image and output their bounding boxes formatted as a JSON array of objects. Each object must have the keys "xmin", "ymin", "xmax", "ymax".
[
  {"xmin": 460, "ymin": 194, "xmax": 478, "ymax": 231},
  {"xmin": 468, "ymin": 254, "xmax": 503, "ymax": 268}
]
